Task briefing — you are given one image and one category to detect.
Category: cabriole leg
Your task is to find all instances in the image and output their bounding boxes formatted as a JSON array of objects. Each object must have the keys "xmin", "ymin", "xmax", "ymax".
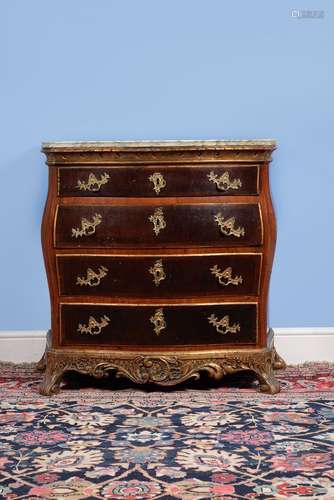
[
  {"xmin": 39, "ymin": 354, "xmax": 65, "ymax": 396},
  {"xmin": 253, "ymin": 364, "xmax": 281, "ymax": 394},
  {"xmin": 36, "ymin": 329, "xmax": 51, "ymax": 372},
  {"xmin": 273, "ymin": 346, "xmax": 287, "ymax": 370},
  {"xmin": 36, "ymin": 351, "xmax": 47, "ymax": 372}
]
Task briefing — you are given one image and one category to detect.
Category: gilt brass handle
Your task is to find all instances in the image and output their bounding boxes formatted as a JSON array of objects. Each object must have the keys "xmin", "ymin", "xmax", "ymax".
[
  {"xmin": 214, "ymin": 213, "xmax": 245, "ymax": 238},
  {"xmin": 77, "ymin": 315, "xmax": 110, "ymax": 336},
  {"xmin": 208, "ymin": 171, "xmax": 242, "ymax": 191},
  {"xmin": 72, "ymin": 214, "xmax": 102, "ymax": 238},
  {"xmin": 208, "ymin": 314, "xmax": 240, "ymax": 335},
  {"xmin": 76, "ymin": 172, "xmax": 110, "ymax": 192},
  {"xmin": 210, "ymin": 265, "xmax": 243, "ymax": 287},
  {"xmin": 149, "ymin": 172, "xmax": 166, "ymax": 195},
  {"xmin": 148, "ymin": 208, "xmax": 166, "ymax": 236},
  {"xmin": 150, "ymin": 308, "xmax": 166, "ymax": 336},
  {"xmin": 76, "ymin": 266, "xmax": 108, "ymax": 287},
  {"xmin": 149, "ymin": 259, "xmax": 166, "ymax": 287}
]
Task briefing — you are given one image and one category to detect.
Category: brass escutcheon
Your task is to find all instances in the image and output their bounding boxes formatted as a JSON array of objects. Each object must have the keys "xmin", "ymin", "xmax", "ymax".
[
  {"xmin": 208, "ymin": 314, "xmax": 240, "ymax": 335},
  {"xmin": 207, "ymin": 170, "xmax": 242, "ymax": 191},
  {"xmin": 76, "ymin": 266, "xmax": 108, "ymax": 287},
  {"xmin": 149, "ymin": 172, "xmax": 166, "ymax": 195},
  {"xmin": 214, "ymin": 213, "xmax": 245, "ymax": 238},
  {"xmin": 76, "ymin": 172, "xmax": 110, "ymax": 192},
  {"xmin": 149, "ymin": 259, "xmax": 166, "ymax": 287},
  {"xmin": 77, "ymin": 315, "xmax": 110, "ymax": 336},
  {"xmin": 210, "ymin": 265, "xmax": 243, "ymax": 287},
  {"xmin": 71, "ymin": 214, "xmax": 102, "ymax": 238},
  {"xmin": 148, "ymin": 207, "xmax": 166, "ymax": 236},
  {"xmin": 150, "ymin": 308, "xmax": 166, "ymax": 336}
]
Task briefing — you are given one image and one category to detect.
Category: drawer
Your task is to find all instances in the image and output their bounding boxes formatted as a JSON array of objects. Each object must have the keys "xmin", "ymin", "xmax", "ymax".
[
  {"xmin": 58, "ymin": 164, "xmax": 259, "ymax": 197},
  {"xmin": 55, "ymin": 203, "xmax": 263, "ymax": 248},
  {"xmin": 60, "ymin": 303, "xmax": 257, "ymax": 347},
  {"xmin": 57, "ymin": 253, "xmax": 262, "ymax": 297}
]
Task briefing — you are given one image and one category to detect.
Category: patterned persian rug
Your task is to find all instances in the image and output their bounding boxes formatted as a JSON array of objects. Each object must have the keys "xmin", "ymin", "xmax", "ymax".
[{"xmin": 0, "ymin": 363, "xmax": 333, "ymax": 499}]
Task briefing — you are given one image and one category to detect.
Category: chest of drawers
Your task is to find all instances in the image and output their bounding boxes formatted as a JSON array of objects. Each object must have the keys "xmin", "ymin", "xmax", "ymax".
[{"xmin": 38, "ymin": 140, "xmax": 285, "ymax": 395}]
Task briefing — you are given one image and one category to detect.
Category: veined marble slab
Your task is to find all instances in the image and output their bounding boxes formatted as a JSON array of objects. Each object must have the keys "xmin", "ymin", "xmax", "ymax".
[{"xmin": 42, "ymin": 139, "xmax": 276, "ymax": 152}]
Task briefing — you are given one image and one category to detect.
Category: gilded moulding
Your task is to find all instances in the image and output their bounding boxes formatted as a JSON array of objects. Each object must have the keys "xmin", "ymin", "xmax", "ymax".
[{"xmin": 38, "ymin": 344, "xmax": 284, "ymax": 396}]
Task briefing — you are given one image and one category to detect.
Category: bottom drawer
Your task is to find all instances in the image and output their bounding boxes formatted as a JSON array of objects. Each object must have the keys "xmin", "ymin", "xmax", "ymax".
[{"xmin": 60, "ymin": 303, "xmax": 257, "ymax": 347}]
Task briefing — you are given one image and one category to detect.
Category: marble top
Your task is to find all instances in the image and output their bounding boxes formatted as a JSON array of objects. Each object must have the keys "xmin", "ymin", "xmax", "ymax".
[{"xmin": 42, "ymin": 139, "xmax": 276, "ymax": 152}]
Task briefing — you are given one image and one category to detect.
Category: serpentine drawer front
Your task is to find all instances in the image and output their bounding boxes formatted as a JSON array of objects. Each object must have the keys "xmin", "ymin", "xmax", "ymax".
[
  {"xmin": 55, "ymin": 203, "xmax": 263, "ymax": 248},
  {"xmin": 60, "ymin": 303, "xmax": 257, "ymax": 347},
  {"xmin": 57, "ymin": 253, "xmax": 262, "ymax": 297},
  {"xmin": 58, "ymin": 164, "xmax": 259, "ymax": 197},
  {"xmin": 40, "ymin": 140, "xmax": 285, "ymax": 395}
]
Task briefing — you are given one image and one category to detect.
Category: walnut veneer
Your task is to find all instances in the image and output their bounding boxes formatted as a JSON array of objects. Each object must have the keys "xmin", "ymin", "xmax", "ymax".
[{"xmin": 38, "ymin": 140, "xmax": 285, "ymax": 395}]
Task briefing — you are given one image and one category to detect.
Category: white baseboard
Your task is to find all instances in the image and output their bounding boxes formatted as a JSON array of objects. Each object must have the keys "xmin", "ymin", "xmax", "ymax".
[
  {"xmin": 273, "ymin": 327, "xmax": 334, "ymax": 364},
  {"xmin": 0, "ymin": 331, "xmax": 47, "ymax": 363},
  {"xmin": 0, "ymin": 328, "xmax": 334, "ymax": 364}
]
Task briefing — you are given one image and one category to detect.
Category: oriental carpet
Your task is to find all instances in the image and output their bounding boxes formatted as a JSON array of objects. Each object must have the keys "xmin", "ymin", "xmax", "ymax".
[{"xmin": 0, "ymin": 363, "xmax": 333, "ymax": 499}]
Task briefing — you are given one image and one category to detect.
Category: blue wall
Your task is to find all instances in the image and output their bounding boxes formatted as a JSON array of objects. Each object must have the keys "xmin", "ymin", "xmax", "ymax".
[{"xmin": 1, "ymin": 0, "xmax": 333, "ymax": 329}]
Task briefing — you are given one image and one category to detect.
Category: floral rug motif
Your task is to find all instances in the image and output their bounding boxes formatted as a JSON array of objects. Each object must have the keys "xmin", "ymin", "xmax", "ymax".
[{"xmin": 0, "ymin": 363, "xmax": 333, "ymax": 499}]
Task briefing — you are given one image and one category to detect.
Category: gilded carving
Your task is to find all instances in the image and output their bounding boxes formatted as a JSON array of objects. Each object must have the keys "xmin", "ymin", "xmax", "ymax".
[
  {"xmin": 273, "ymin": 346, "xmax": 287, "ymax": 370},
  {"xmin": 45, "ymin": 148, "xmax": 273, "ymax": 166},
  {"xmin": 38, "ymin": 346, "xmax": 283, "ymax": 396}
]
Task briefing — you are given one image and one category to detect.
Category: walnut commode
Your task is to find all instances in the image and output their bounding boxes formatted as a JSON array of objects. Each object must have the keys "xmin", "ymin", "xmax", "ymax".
[{"xmin": 39, "ymin": 140, "xmax": 285, "ymax": 395}]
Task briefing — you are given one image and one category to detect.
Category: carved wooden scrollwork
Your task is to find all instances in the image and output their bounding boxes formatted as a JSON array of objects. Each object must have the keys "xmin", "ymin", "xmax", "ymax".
[{"xmin": 39, "ymin": 346, "xmax": 283, "ymax": 396}]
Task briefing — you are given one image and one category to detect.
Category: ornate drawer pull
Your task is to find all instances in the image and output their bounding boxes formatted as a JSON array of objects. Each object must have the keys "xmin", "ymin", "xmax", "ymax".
[
  {"xmin": 76, "ymin": 172, "xmax": 110, "ymax": 192},
  {"xmin": 214, "ymin": 213, "xmax": 245, "ymax": 238},
  {"xmin": 76, "ymin": 266, "xmax": 108, "ymax": 287},
  {"xmin": 150, "ymin": 308, "xmax": 166, "ymax": 336},
  {"xmin": 210, "ymin": 265, "xmax": 243, "ymax": 287},
  {"xmin": 149, "ymin": 208, "xmax": 166, "ymax": 236},
  {"xmin": 149, "ymin": 259, "xmax": 166, "ymax": 286},
  {"xmin": 149, "ymin": 172, "xmax": 166, "ymax": 195},
  {"xmin": 72, "ymin": 213, "xmax": 102, "ymax": 238},
  {"xmin": 77, "ymin": 315, "xmax": 110, "ymax": 336},
  {"xmin": 208, "ymin": 170, "xmax": 242, "ymax": 191},
  {"xmin": 208, "ymin": 314, "xmax": 240, "ymax": 335}
]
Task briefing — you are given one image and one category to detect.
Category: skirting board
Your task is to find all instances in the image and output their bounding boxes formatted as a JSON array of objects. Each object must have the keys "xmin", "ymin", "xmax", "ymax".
[{"xmin": 0, "ymin": 329, "xmax": 333, "ymax": 364}]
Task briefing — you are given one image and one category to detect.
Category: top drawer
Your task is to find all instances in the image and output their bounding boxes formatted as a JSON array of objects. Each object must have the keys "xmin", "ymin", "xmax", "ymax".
[{"xmin": 58, "ymin": 164, "xmax": 259, "ymax": 197}]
